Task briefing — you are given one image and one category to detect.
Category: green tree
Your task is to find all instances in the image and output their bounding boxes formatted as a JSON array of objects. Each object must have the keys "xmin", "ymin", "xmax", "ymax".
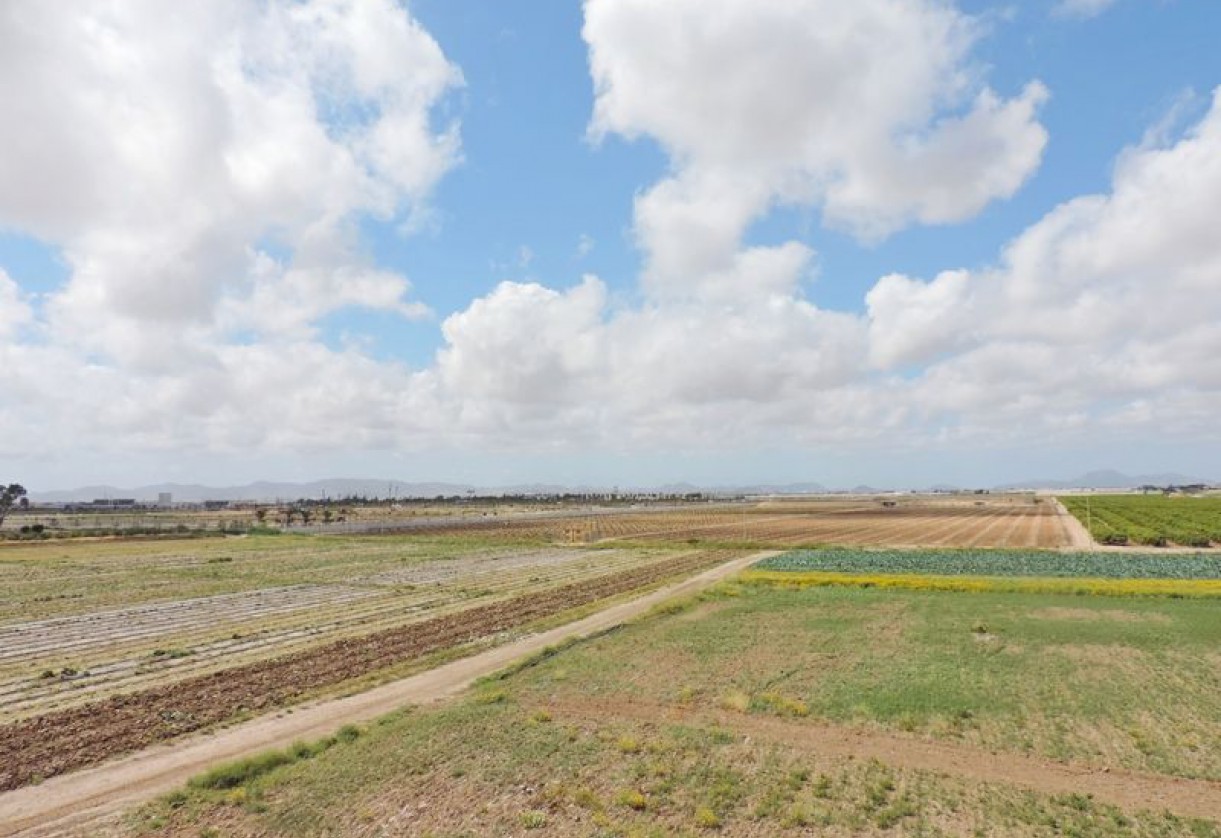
[{"xmin": 0, "ymin": 484, "xmax": 28, "ymax": 528}]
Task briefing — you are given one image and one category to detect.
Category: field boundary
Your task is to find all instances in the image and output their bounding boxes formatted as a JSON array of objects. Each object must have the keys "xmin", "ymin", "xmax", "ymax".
[
  {"xmin": 0, "ymin": 551, "xmax": 776, "ymax": 838},
  {"xmin": 1054, "ymin": 499, "xmax": 1096, "ymax": 548}
]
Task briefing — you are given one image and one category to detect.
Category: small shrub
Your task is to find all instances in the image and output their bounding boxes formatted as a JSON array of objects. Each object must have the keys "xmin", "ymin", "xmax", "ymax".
[
  {"xmin": 616, "ymin": 789, "xmax": 647, "ymax": 810},
  {"xmin": 188, "ymin": 750, "xmax": 294, "ymax": 790},
  {"xmin": 573, "ymin": 787, "xmax": 603, "ymax": 811},
  {"xmin": 519, "ymin": 810, "xmax": 548, "ymax": 829},
  {"xmin": 336, "ymin": 724, "xmax": 361, "ymax": 744},
  {"xmin": 719, "ymin": 690, "xmax": 751, "ymax": 713},
  {"xmin": 694, "ymin": 806, "xmax": 722, "ymax": 828},
  {"xmin": 616, "ymin": 735, "xmax": 641, "ymax": 754}
]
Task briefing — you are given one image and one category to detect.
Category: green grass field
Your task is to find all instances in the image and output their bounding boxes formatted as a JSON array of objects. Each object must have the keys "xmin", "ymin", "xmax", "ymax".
[{"xmin": 130, "ymin": 582, "xmax": 1221, "ymax": 837}]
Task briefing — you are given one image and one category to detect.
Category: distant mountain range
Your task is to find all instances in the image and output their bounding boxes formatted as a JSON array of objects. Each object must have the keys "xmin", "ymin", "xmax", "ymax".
[
  {"xmin": 994, "ymin": 470, "xmax": 1215, "ymax": 490},
  {"xmin": 30, "ymin": 480, "xmax": 478, "ymax": 504},
  {"xmin": 25, "ymin": 470, "xmax": 1215, "ymax": 503},
  {"xmin": 28, "ymin": 479, "xmax": 832, "ymax": 503}
]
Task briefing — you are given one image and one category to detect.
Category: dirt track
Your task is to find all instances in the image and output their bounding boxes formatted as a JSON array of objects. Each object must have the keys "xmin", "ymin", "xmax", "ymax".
[
  {"xmin": 1055, "ymin": 499, "xmax": 1097, "ymax": 549},
  {"xmin": 552, "ymin": 698, "xmax": 1221, "ymax": 822},
  {"xmin": 0, "ymin": 552, "xmax": 773, "ymax": 838}
]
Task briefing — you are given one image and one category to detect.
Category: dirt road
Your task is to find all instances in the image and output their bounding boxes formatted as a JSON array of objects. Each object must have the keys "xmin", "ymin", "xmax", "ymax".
[
  {"xmin": 1055, "ymin": 499, "xmax": 1097, "ymax": 549},
  {"xmin": 0, "ymin": 551, "xmax": 775, "ymax": 838}
]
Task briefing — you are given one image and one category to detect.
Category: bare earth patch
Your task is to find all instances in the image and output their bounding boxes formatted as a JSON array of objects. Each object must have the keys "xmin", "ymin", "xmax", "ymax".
[{"xmin": 1030, "ymin": 607, "xmax": 1171, "ymax": 623}]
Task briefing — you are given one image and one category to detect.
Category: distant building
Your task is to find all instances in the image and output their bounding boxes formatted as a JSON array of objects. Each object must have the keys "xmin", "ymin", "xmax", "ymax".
[
  {"xmin": 91, "ymin": 498, "xmax": 136, "ymax": 508},
  {"xmin": 157, "ymin": 492, "xmax": 173, "ymax": 507}
]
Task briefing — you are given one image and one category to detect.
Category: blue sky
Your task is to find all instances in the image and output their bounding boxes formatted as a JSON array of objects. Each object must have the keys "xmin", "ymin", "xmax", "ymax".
[{"xmin": 1, "ymin": 0, "xmax": 1219, "ymax": 490}]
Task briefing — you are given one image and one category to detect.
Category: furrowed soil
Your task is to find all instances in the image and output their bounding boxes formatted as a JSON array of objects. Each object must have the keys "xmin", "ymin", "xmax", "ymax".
[
  {"xmin": 0, "ymin": 549, "xmax": 739, "ymax": 791},
  {"xmin": 375, "ymin": 496, "xmax": 1068, "ymax": 549}
]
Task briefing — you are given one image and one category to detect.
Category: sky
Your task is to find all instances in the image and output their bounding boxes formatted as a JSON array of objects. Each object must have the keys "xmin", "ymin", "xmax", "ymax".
[{"xmin": 1, "ymin": 0, "xmax": 1220, "ymax": 491}]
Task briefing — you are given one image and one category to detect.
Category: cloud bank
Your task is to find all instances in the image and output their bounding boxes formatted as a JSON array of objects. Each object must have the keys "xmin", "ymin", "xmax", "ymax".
[{"xmin": 0, "ymin": 0, "xmax": 1218, "ymax": 480}]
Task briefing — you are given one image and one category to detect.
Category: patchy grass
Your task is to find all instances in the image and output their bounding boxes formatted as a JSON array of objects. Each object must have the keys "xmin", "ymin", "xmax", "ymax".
[
  {"xmin": 128, "ymin": 583, "xmax": 1221, "ymax": 837},
  {"xmin": 129, "ymin": 690, "xmax": 1218, "ymax": 837},
  {"xmin": 505, "ymin": 583, "xmax": 1221, "ymax": 780}
]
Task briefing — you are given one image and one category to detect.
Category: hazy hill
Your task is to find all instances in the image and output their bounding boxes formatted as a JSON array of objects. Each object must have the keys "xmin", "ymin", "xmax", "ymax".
[{"xmin": 994, "ymin": 470, "xmax": 1214, "ymax": 490}]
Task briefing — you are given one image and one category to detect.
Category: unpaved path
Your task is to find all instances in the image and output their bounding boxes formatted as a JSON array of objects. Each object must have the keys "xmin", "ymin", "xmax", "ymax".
[
  {"xmin": 1055, "ymin": 499, "xmax": 1097, "ymax": 549},
  {"xmin": 551, "ymin": 698, "xmax": 1221, "ymax": 822},
  {"xmin": 0, "ymin": 552, "xmax": 775, "ymax": 838}
]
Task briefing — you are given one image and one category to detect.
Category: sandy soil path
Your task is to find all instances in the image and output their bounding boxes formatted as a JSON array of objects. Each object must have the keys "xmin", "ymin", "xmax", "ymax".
[
  {"xmin": 553, "ymin": 699, "xmax": 1221, "ymax": 822},
  {"xmin": 0, "ymin": 551, "xmax": 774, "ymax": 838},
  {"xmin": 1055, "ymin": 499, "xmax": 1097, "ymax": 549}
]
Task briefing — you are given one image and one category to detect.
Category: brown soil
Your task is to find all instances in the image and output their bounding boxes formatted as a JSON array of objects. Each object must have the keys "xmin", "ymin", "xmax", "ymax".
[
  {"xmin": 549, "ymin": 697, "xmax": 1221, "ymax": 822},
  {"xmin": 1030, "ymin": 606, "xmax": 1171, "ymax": 623},
  {"xmin": 0, "ymin": 550, "xmax": 741, "ymax": 793},
  {"xmin": 1055, "ymin": 499, "xmax": 1097, "ymax": 549},
  {"xmin": 408, "ymin": 499, "xmax": 1070, "ymax": 549}
]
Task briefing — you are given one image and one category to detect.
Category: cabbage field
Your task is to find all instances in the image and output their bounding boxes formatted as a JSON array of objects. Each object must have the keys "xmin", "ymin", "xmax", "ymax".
[
  {"xmin": 1060, "ymin": 494, "xmax": 1221, "ymax": 547},
  {"xmin": 754, "ymin": 548, "xmax": 1221, "ymax": 579}
]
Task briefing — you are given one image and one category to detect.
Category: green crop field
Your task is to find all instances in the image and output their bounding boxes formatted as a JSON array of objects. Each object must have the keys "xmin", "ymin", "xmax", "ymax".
[
  {"xmin": 1061, "ymin": 494, "xmax": 1221, "ymax": 547},
  {"xmin": 754, "ymin": 547, "xmax": 1221, "ymax": 579}
]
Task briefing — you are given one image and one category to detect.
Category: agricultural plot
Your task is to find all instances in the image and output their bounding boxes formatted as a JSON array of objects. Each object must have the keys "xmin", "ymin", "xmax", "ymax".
[
  {"xmin": 756, "ymin": 548, "xmax": 1221, "ymax": 579},
  {"xmin": 0, "ymin": 542, "xmax": 670, "ymax": 724},
  {"xmin": 748, "ymin": 548, "xmax": 1221, "ymax": 598},
  {"xmin": 0, "ymin": 537, "xmax": 741, "ymax": 790},
  {"xmin": 128, "ymin": 583, "xmax": 1221, "ymax": 837},
  {"xmin": 1062, "ymin": 494, "xmax": 1221, "ymax": 547},
  {"xmin": 421, "ymin": 495, "xmax": 1069, "ymax": 549}
]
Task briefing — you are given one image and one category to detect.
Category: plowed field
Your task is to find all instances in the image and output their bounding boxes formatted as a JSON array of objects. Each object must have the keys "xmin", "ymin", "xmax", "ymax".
[
  {"xmin": 0, "ymin": 547, "xmax": 656, "ymax": 723},
  {"xmin": 0, "ymin": 548, "xmax": 738, "ymax": 791},
  {"xmin": 414, "ymin": 497, "xmax": 1068, "ymax": 548}
]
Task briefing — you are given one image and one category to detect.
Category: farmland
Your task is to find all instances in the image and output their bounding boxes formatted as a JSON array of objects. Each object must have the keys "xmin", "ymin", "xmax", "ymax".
[
  {"xmin": 1062, "ymin": 494, "xmax": 1221, "ymax": 547},
  {"xmin": 755, "ymin": 547, "xmax": 1221, "ymax": 580},
  {"xmin": 0, "ymin": 524, "xmax": 750, "ymax": 790},
  {"xmin": 123, "ymin": 581, "xmax": 1221, "ymax": 837},
  {"xmin": 411, "ymin": 494, "xmax": 1069, "ymax": 549},
  {"xmin": 3, "ymin": 494, "xmax": 1220, "ymax": 836}
]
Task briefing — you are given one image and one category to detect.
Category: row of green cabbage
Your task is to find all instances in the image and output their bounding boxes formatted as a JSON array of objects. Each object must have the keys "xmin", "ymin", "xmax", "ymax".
[{"xmin": 754, "ymin": 548, "xmax": 1221, "ymax": 579}]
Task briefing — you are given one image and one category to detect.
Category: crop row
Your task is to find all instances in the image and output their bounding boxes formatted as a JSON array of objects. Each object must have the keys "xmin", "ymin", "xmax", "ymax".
[
  {"xmin": 0, "ymin": 548, "xmax": 662, "ymax": 722},
  {"xmin": 754, "ymin": 548, "xmax": 1221, "ymax": 580},
  {"xmin": 741, "ymin": 570, "xmax": 1221, "ymax": 599},
  {"xmin": 418, "ymin": 502, "xmax": 1066, "ymax": 549},
  {"xmin": 1061, "ymin": 495, "xmax": 1221, "ymax": 547}
]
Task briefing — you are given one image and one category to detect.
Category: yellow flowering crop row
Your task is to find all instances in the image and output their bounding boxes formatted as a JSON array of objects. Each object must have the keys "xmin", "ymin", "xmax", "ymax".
[{"xmin": 739, "ymin": 569, "xmax": 1221, "ymax": 598}]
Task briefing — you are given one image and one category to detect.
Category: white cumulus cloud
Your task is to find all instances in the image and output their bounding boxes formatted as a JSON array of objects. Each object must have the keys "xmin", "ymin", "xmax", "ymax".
[
  {"xmin": 0, "ymin": 0, "xmax": 461, "ymax": 366},
  {"xmin": 2, "ymin": 1, "xmax": 1220, "ymax": 480},
  {"xmin": 585, "ymin": 0, "xmax": 1049, "ymax": 301}
]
